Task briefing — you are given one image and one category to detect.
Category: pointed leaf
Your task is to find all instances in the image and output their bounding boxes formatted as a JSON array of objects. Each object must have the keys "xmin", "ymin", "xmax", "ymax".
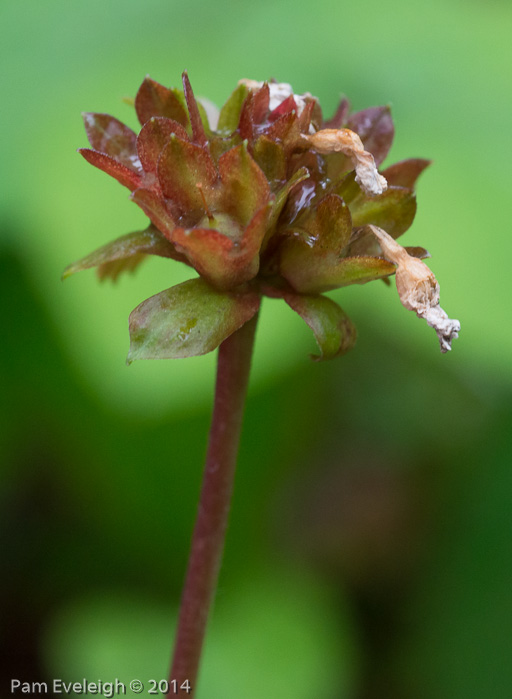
[
  {"xmin": 128, "ymin": 278, "xmax": 261, "ymax": 361},
  {"xmin": 78, "ymin": 148, "xmax": 142, "ymax": 190},
  {"xmin": 130, "ymin": 188, "xmax": 177, "ymax": 238},
  {"xmin": 137, "ymin": 117, "xmax": 188, "ymax": 172},
  {"xmin": 182, "ymin": 72, "xmax": 207, "ymax": 146},
  {"xmin": 296, "ymin": 193, "xmax": 352, "ymax": 254},
  {"xmin": 157, "ymin": 136, "xmax": 218, "ymax": 218},
  {"xmin": 218, "ymin": 143, "xmax": 270, "ymax": 226},
  {"xmin": 323, "ymin": 97, "xmax": 350, "ymax": 129},
  {"xmin": 298, "ymin": 100, "xmax": 315, "ymax": 133},
  {"xmin": 349, "ymin": 186, "xmax": 417, "ymax": 239},
  {"xmin": 346, "ymin": 106, "xmax": 394, "ymax": 166},
  {"xmin": 405, "ymin": 246, "xmax": 430, "ymax": 259},
  {"xmin": 238, "ymin": 91, "xmax": 254, "ymax": 141},
  {"xmin": 170, "ymin": 203, "xmax": 270, "ymax": 289},
  {"xmin": 265, "ymin": 111, "xmax": 300, "ymax": 150},
  {"xmin": 218, "ymin": 83, "xmax": 249, "ymax": 133},
  {"xmin": 240, "ymin": 204, "xmax": 272, "ymax": 260},
  {"xmin": 268, "ymin": 94, "xmax": 297, "ymax": 122},
  {"xmin": 269, "ymin": 168, "xmax": 311, "ymax": 228},
  {"xmin": 307, "ymin": 97, "xmax": 323, "ymax": 131},
  {"xmin": 252, "ymin": 136, "xmax": 286, "ymax": 184},
  {"xmin": 252, "ymin": 82, "xmax": 270, "ymax": 123},
  {"xmin": 62, "ymin": 226, "xmax": 182, "ymax": 280},
  {"xmin": 281, "ymin": 237, "xmax": 396, "ymax": 293},
  {"xmin": 82, "ymin": 113, "xmax": 140, "ymax": 171},
  {"xmin": 381, "ymin": 158, "xmax": 431, "ymax": 189},
  {"xmin": 135, "ymin": 76, "xmax": 189, "ymax": 127},
  {"xmin": 170, "ymin": 226, "xmax": 240, "ymax": 289},
  {"xmin": 283, "ymin": 292, "xmax": 357, "ymax": 360},
  {"xmin": 333, "ymin": 170, "xmax": 360, "ymax": 204},
  {"xmin": 97, "ymin": 254, "xmax": 147, "ymax": 282},
  {"xmin": 263, "ymin": 167, "xmax": 310, "ymax": 249}
]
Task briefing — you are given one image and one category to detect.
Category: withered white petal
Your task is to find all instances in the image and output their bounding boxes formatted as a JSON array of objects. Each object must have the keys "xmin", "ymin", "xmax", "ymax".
[
  {"xmin": 303, "ymin": 129, "xmax": 388, "ymax": 196},
  {"xmin": 368, "ymin": 225, "xmax": 460, "ymax": 352}
]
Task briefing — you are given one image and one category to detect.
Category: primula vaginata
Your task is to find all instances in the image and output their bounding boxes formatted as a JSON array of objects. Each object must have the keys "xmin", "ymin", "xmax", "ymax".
[{"xmin": 65, "ymin": 73, "xmax": 459, "ymax": 359}]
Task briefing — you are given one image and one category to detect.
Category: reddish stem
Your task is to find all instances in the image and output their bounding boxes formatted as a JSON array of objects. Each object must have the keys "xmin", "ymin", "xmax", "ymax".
[{"xmin": 168, "ymin": 313, "xmax": 259, "ymax": 697}]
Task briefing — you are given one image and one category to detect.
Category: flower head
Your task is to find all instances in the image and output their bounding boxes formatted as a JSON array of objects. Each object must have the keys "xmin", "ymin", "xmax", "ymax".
[{"xmin": 64, "ymin": 73, "xmax": 459, "ymax": 361}]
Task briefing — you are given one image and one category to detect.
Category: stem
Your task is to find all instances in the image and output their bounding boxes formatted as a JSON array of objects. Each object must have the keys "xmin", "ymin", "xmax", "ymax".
[{"xmin": 168, "ymin": 313, "xmax": 259, "ymax": 697}]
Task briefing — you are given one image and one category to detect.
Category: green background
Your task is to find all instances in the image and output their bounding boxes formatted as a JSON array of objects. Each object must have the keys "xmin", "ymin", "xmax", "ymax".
[{"xmin": 1, "ymin": 0, "xmax": 511, "ymax": 696}]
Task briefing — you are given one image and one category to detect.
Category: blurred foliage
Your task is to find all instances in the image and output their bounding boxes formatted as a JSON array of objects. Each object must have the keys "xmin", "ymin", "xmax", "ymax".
[{"xmin": 1, "ymin": 0, "xmax": 511, "ymax": 697}]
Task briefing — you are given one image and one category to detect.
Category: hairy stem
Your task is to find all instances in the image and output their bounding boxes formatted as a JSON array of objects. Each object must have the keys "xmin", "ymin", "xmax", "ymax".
[{"xmin": 168, "ymin": 313, "xmax": 259, "ymax": 697}]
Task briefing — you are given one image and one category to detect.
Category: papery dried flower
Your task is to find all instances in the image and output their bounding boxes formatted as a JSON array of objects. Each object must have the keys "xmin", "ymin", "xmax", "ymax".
[
  {"xmin": 64, "ymin": 72, "xmax": 459, "ymax": 360},
  {"xmin": 367, "ymin": 225, "xmax": 460, "ymax": 352},
  {"xmin": 303, "ymin": 128, "xmax": 388, "ymax": 195}
]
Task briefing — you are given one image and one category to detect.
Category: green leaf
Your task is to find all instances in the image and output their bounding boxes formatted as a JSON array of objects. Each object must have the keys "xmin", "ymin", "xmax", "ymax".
[
  {"xmin": 295, "ymin": 193, "xmax": 352, "ymax": 254},
  {"xmin": 218, "ymin": 142, "xmax": 270, "ymax": 226},
  {"xmin": 262, "ymin": 167, "xmax": 310, "ymax": 248},
  {"xmin": 282, "ymin": 291, "xmax": 356, "ymax": 360},
  {"xmin": 281, "ymin": 241, "xmax": 396, "ymax": 293},
  {"xmin": 169, "ymin": 204, "xmax": 269, "ymax": 289},
  {"xmin": 127, "ymin": 278, "xmax": 261, "ymax": 361},
  {"xmin": 96, "ymin": 254, "xmax": 146, "ymax": 282},
  {"xmin": 218, "ymin": 83, "xmax": 249, "ymax": 133},
  {"xmin": 252, "ymin": 136, "xmax": 286, "ymax": 185},
  {"xmin": 62, "ymin": 226, "xmax": 182, "ymax": 281},
  {"xmin": 157, "ymin": 135, "xmax": 218, "ymax": 218},
  {"xmin": 349, "ymin": 186, "xmax": 417, "ymax": 239}
]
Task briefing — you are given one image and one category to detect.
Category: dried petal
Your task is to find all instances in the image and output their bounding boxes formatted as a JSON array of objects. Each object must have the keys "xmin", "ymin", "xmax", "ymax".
[
  {"xmin": 128, "ymin": 278, "xmax": 261, "ymax": 361},
  {"xmin": 304, "ymin": 128, "xmax": 387, "ymax": 196},
  {"xmin": 368, "ymin": 225, "xmax": 460, "ymax": 352}
]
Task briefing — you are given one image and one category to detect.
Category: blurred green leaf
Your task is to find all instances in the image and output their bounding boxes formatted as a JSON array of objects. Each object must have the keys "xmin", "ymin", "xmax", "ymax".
[{"xmin": 128, "ymin": 278, "xmax": 260, "ymax": 361}]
